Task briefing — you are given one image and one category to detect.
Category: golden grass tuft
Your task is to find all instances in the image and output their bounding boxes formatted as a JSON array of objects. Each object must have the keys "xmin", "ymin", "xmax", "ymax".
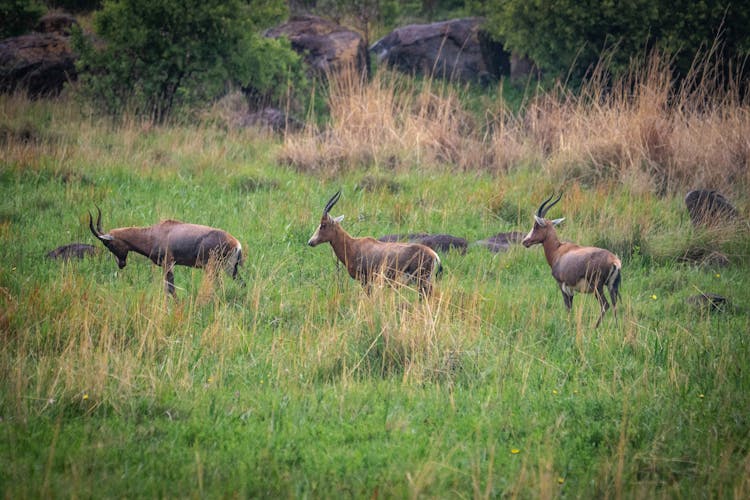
[
  {"xmin": 281, "ymin": 51, "xmax": 749, "ymax": 197},
  {"xmin": 280, "ymin": 68, "xmax": 489, "ymax": 175}
]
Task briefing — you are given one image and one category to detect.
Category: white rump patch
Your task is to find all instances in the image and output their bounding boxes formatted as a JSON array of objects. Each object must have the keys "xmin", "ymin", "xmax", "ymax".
[{"xmin": 226, "ymin": 242, "xmax": 242, "ymax": 272}]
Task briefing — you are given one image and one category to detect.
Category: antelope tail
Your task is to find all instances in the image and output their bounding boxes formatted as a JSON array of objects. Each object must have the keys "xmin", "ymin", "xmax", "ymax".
[
  {"xmin": 607, "ymin": 263, "xmax": 621, "ymax": 300},
  {"xmin": 434, "ymin": 254, "xmax": 443, "ymax": 279}
]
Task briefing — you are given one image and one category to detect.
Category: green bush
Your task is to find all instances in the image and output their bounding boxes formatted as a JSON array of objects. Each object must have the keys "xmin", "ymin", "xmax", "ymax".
[
  {"xmin": 0, "ymin": 0, "xmax": 45, "ymax": 38},
  {"xmin": 472, "ymin": 0, "xmax": 750, "ymax": 84},
  {"xmin": 72, "ymin": 0, "xmax": 305, "ymax": 122},
  {"xmin": 44, "ymin": 0, "xmax": 102, "ymax": 12}
]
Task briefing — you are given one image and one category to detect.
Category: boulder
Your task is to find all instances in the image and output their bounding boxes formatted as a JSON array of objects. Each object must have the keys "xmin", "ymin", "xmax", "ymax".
[
  {"xmin": 46, "ymin": 243, "xmax": 98, "ymax": 260},
  {"xmin": 474, "ymin": 231, "xmax": 525, "ymax": 253},
  {"xmin": 510, "ymin": 53, "xmax": 540, "ymax": 81},
  {"xmin": 265, "ymin": 15, "xmax": 369, "ymax": 78},
  {"xmin": 684, "ymin": 190, "xmax": 738, "ymax": 227},
  {"xmin": 370, "ymin": 17, "xmax": 507, "ymax": 84},
  {"xmin": 378, "ymin": 233, "xmax": 468, "ymax": 254},
  {"xmin": 378, "ymin": 233, "xmax": 428, "ymax": 243},
  {"xmin": 238, "ymin": 107, "xmax": 303, "ymax": 133},
  {"xmin": 36, "ymin": 12, "xmax": 78, "ymax": 35},
  {"xmin": 686, "ymin": 292, "xmax": 728, "ymax": 312},
  {"xmin": 0, "ymin": 12, "xmax": 78, "ymax": 96}
]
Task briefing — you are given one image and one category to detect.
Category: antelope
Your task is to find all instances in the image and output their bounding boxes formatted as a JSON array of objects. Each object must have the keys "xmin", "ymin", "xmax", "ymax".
[
  {"xmin": 522, "ymin": 194, "xmax": 621, "ymax": 328},
  {"xmin": 307, "ymin": 191, "xmax": 442, "ymax": 297},
  {"xmin": 88, "ymin": 207, "xmax": 243, "ymax": 295}
]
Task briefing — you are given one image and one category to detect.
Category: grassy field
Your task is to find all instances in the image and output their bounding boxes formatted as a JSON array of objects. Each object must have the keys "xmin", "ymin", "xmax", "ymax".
[{"xmin": 1, "ymin": 66, "xmax": 749, "ymax": 498}]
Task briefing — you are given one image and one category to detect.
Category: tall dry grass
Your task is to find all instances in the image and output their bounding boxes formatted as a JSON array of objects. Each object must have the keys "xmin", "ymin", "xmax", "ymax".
[
  {"xmin": 281, "ymin": 51, "xmax": 749, "ymax": 198},
  {"xmin": 279, "ymin": 68, "xmax": 499, "ymax": 173}
]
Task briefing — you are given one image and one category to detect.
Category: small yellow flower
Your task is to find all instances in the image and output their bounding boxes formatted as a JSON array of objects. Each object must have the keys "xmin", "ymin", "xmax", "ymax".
[
  {"xmin": 557, "ymin": 477, "xmax": 565, "ymax": 484},
  {"xmin": 698, "ymin": 393, "xmax": 705, "ymax": 399},
  {"xmin": 511, "ymin": 448, "xmax": 520, "ymax": 454},
  {"xmin": 715, "ymin": 273, "xmax": 720, "ymax": 278},
  {"xmin": 651, "ymin": 294, "xmax": 657, "ymax": 300},
  {"xmin": 552, "ymin": 389, "xmax": 558, "ymax": 395},
  {"xmin": 207, "ymin": 376, "xmax": 214, "ymax": 384},
  {"xmin": 83, "ymin": 393, "xmax": 89, "ymax": 400}
]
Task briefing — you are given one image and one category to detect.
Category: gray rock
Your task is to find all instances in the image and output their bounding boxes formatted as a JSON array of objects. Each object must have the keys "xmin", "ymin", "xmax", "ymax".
[
  {"xmin": 36, "ymin": 12, "xmax": 78, "ymax": 36},
  {"xmin": 238, "ymin": 107, "xmax": 302, "ymax": 133},
  {"xmin": 378, "ymin": 233, "xmax": 468, "ymax": 254},
  {"xmin": 0, "ymin": 32, "xmax": 76, "ymax": 96},
  {"xmin": 46, "ymin": 243, "xmax": 98, "ymax": 260},
  {"xmin": 685, "ymin": 190, "xmax": 738, "ymax": 227},
  {"xmin": 686, "ymin": 293, "xmax": 728, "ymax": 312},
  {"xmin": 370, "ymin": 17, "xmax": 506, "ymax": 84},
  {"xmin": 474, "ymin": 231, "xmax": 525, "ymax": 253},
  {"xmin": 265, "ymin": 15, "xmax": 369, "ymax": 78}
]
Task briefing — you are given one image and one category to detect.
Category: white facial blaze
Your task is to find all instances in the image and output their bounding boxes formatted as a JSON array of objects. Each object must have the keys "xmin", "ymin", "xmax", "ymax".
[
  {"xmin": 307, "ymin": 226, "xmax": 321, "ymax": 246},
  {"xmin": 523, "ymin": 215, "xmax": 545, "ymax": 244}
]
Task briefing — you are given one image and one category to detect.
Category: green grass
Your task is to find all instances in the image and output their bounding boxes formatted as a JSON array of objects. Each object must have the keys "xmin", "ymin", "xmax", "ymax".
[{"xmin": 1, "ymin": 98, "xmax": 749, "ymax": 498}]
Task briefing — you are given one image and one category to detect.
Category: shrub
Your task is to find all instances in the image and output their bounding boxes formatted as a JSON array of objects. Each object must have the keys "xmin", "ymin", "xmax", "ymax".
[
  {"xmin": 71, "ymin": 0, "xmax": 305, "ymax": 122},
  {"xmin": 45, "ymin": 0, "xmax": 101, "ymax": 12}
]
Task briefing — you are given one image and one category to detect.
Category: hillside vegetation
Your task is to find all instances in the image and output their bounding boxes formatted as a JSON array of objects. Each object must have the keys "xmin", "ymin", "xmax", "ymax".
[{"xmin": 1, "ymin": 55, "xmax": 749, "ymax": 497}]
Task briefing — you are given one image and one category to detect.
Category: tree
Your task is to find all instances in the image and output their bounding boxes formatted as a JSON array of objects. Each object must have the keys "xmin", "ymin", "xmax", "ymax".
[
  {"xmin": 472, "ymin": 0, "xmax": 750, "ymax": 84},
  {"xmin": 72, "ymin": 0, "xmax": 305, "ymax": 122}
]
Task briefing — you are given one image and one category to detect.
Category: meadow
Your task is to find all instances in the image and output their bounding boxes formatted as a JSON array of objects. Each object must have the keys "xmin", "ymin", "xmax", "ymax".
[{"xmin": 1, "ymin": 59, "xmax": 749, "ymax": 497}]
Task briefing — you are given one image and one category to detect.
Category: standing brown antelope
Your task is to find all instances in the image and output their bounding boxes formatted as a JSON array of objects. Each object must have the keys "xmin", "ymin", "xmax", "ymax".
[
  {"xmin": 522, "ymin": 194, "xmax": 621, "ymax": 327},
  {"xmin": 308, "ymin": 191, "xmax": 442, "ymax": 297},
  {"xmin": 88, "ymin": 207, "xmax": 243, "ymax": 295}
]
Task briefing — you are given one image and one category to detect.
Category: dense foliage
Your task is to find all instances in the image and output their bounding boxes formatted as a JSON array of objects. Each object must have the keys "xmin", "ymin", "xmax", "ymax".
[
  {"xmin": 0, "ymin": 0, "xmax": 44, "ymax": 38},
  {"xmin": 72, "ymin": 0, "xmax": 305, "ymax": 122},
  {"xmin": 44, "ymin": 0, "xmax": 102, "ymax": 12},
  {"xmin": 471, "ymin": 0, "xmax": 750, "ymax": 82}
]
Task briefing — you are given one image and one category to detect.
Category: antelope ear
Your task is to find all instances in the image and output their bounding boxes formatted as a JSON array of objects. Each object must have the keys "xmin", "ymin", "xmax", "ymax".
[
  {"xmin": 534, "ymin": 215, "xmax": 546, "ymax": 226},
  {"xmin": 333, "ymin": 215, "xmax": 344, "ymax": 223},
  {"xmin": 551, "ymin": 217, "xmax": 565, "ymax": 226},
  {"xmin": 99, "ymin": 234, "xmax": 115, "ymax": 241}
]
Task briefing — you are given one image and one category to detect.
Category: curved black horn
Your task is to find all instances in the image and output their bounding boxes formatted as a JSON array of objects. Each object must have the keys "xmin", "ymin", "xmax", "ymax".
[
  {"xmin": 537, "ymin": 192, "xmax": 563, "ymax": 218},
  {"xmin": 323, "ymin": 190, "xmax": 342, "ymax": 215},
  {"xmin": 89, "ymin": 206, "xmax": 104, "ymax": 238},
  {"xmin": 89, "ymin": 211, "xmax": 100, "ymax": 238},
  {"xmin": 95, "ymin": 205, "xmax": 103, "ymax": 233}
]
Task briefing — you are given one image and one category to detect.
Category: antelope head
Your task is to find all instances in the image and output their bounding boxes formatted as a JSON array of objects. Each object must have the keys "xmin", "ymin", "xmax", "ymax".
[
  {"xmin": 308, "ymin": 190, "xmax": 345, "ymax": 247},
  {"xmin": 89, "ymin": 206, "xmax": 129, "ymax": 268},
  {"xmin": 522, "ymin": 193, "xmax": 566, "ymax": 247}
]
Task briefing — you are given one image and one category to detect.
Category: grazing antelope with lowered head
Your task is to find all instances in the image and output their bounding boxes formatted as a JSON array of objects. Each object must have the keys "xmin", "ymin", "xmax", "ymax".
[
  {"xmin": 307, "ymin": 190, "xmax": 442, "ymax": 297},
  {"xmin": 88, "ymin": 207, "xmax": 243, "ymax": 296},
  {"xmin": 522, "ymin": 194, "xmax": 621, "ymax": 327}
]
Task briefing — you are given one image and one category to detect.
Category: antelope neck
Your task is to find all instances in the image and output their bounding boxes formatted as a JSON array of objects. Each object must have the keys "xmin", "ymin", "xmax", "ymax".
[
  {"xmin": 541, "ymin": 229, "xmax": 563, "ymax": 267},
  {"xmin": 117, "ymin": 227, "xmax": 155, "ymax": 258},
  {"xmin": 328, "ymin": 226, "xmax": 357, "ymax": 267}
]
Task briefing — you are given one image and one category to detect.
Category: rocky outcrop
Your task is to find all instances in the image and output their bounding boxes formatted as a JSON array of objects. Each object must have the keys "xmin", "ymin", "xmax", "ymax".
[
  {"xmin": 35, "ymin": 12, "xmax": 78, "ymax": 36},
  {"xmin": 684, "ymin": 190, "xmax": 738, "ymax": 227},
  {"xmin": 474, "ymin": 231, "xmax": 525, "ymax": 253},
  {"xmin": 46, "ymin": 243, "xmax": 98, "ymax": 260},
  {"xmin": 378, "ymin": 233, "xmax": 469, "ymax": 254},
  {"xmin": 370, "ymin": 17, "xmax": 507, "ymax": 84},
  {"xmin": 0, "ymin": 12, "xmax": 79, "ymax": 96},
  {"xmin": 238, "ymin": 107, "xmax": 303, "ymax": 133},
  {"xmin": 686, "ymin": 292, "xmax": 729, "ymax": 312},
  {"xmin": 265, "ymin": 15, "xmax": 369, "ymax": 78}
]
